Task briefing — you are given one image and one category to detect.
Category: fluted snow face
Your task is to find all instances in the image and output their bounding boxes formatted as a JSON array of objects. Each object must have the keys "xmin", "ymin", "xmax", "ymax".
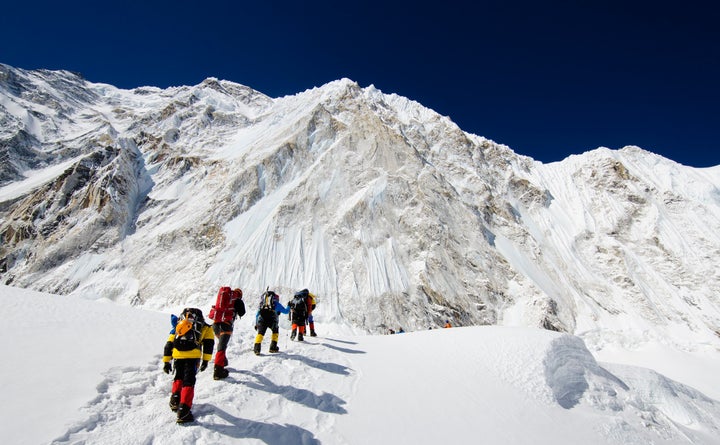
[{"xmin": 1, "ymin": 64, "xmax": 719, "ymax": 347}]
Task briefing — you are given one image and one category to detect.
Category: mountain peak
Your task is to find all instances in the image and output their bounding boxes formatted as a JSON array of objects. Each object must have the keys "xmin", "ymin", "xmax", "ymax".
[{"xmin": 0, "ymin": 64, "xmax": 718, "ymax": 353}]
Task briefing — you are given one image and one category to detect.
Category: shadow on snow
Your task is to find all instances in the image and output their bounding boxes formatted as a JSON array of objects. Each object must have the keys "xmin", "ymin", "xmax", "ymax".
[
  {"xmin": 320, "ymin": 342, "xmax": 366, "ymax": 355},
  {"xmin": 280, "ymin": 351, "xmax": 354, "ymax": 376},
  {"xmin": 197, "ymin": 404, "xmax": 321, "ymax": 445},
  {"xmin": 322, "ymin": 337, "xmax": 358, "ymax": 345},
  {"xmin": 234, "ymin": 370, "xmax": 348, "ymax": 414}
]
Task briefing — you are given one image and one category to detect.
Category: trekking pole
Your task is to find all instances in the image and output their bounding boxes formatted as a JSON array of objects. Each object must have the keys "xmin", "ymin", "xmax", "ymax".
[{"xmin": 284, "ymin": 319, "xmax": 290, "ymax": 350}]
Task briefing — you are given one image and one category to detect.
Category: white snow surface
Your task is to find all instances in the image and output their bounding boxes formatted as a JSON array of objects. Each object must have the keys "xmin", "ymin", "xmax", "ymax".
[
  {"xmin": 3, "ymin": 65, "xmax": 720, "ymax": 444},
  {"xmin": 2, "ymin": 285, "xmax": 720, "ymax": 445},
  {"xmin": 0, "ymin": 156, "xmax": 85, "ymax": 202}
]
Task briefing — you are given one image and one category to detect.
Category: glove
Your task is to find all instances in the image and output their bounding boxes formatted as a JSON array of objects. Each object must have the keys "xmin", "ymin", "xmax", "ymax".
[
  {"xmin": 254, "ymin": 324, "xmax": 258, "ymax": 331},
  {"xmin": 163, "ymin": 362, "xmax": 172, "ymax": 374},
  {"xmin": 199, "ymin": 360, "xmax": 208, "ymax": 372}
]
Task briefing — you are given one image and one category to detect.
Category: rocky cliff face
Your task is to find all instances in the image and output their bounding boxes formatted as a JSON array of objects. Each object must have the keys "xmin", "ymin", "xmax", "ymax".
[{"xmin": 1, "ymin": 63, "xmax": 718, "ymax": 346}]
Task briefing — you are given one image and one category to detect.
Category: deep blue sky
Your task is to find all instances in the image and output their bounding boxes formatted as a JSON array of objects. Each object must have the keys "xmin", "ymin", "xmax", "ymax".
[{"xmin": 2, "ymin": 1, "xmax": 718, "ymax": 166}]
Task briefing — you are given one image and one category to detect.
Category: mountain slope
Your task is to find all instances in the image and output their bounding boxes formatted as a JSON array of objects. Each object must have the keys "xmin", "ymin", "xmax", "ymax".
[
  {"xmin": 3, "ymin": 285, "xmax": 719, "ymax": 445},
  {"xmin": 1, "ymin": 64, "xmax": 719, "ymax": 352}
]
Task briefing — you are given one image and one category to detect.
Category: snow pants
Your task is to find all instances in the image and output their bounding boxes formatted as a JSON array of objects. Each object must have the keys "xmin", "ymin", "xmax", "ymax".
[
  {"xmin": 308, "ymin": 313, "xmax": 315, "ymax": 333},
  {"xmin": 291, "ymin": 312, "xmax": 308, "ymax": 336},
  {"xmin": 212, "ymin": 321, "xmax": 233, "ymax": 367},
  {"xmin": 255, "ymin": 311, "xmax": 279, "ymax": 351},
  {"xmin": 171, "ymin": 358, "xmax": 200, "ymax": 408}
]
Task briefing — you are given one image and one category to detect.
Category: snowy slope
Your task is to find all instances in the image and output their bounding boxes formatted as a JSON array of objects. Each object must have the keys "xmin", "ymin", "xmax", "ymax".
[
  {"xmin": 2, "ymin": 285, "xmax": 719, "ymax": 445},
  {"xmin": 2, "ymin": 65, "xmax": 718, "ymax": 340},
  {"xmin": 0, "ymin": 285, "xmax": 168, "ymax": 445},
  {"xmin": 2, "ymin": 63, "xmax": 720, "ymax": 417}
]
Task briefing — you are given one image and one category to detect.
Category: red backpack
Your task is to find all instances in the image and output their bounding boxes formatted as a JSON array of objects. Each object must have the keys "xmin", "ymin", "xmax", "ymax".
[{"xmin": 209, "ymin": 286, "xmax": 241, "ymax": 323}]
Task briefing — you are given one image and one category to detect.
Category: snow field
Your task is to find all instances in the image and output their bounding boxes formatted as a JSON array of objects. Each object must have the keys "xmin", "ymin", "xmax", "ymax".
[{"xmin": 3, "ymin": 285, "xmax": 720, "ymax": 445}]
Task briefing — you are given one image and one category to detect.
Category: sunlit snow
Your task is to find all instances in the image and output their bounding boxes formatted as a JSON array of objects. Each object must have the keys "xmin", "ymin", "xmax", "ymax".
[
  {"xmin": 3, "ymin": 285, "xmax": 720, "ymax": 445},
  {"xmin": 2, "ymin": 64, "xmax": 720, "ymax": 444}
]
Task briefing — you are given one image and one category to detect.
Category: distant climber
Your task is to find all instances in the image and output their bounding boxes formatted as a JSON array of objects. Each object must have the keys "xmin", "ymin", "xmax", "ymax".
[
  {"xmin": 444, "ymin": 320, "xmax": 452, "ymax": 328},
  {"xmin": 288, "ymin": 289, "xmax": 310, "ymax": 341},
  {"xmin": 254, "ymin": 289, "xmax": 288, "ymax": 355},
  {"xmin": 307, "ymin": 291, "xmax": 318, "ymax": 337}
]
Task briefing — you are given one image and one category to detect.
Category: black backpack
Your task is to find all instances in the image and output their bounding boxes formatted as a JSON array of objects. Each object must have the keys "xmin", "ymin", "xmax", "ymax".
[
  {"xmin": 290, "ymin": 292, "xmax": 308, "ymax": 317},
  {"xmin": 173, "ymin": 308, "xmax": 205, "ymax": 351},
  {"xmin": 259, "ymin": 290, "xmax": 276, "ymax": 310}
]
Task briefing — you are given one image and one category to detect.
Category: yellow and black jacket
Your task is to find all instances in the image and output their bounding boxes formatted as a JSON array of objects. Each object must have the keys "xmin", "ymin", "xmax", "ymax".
[{"xmin": 162, "ymin": 323, "xmax": 214, "ymax": 363}]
